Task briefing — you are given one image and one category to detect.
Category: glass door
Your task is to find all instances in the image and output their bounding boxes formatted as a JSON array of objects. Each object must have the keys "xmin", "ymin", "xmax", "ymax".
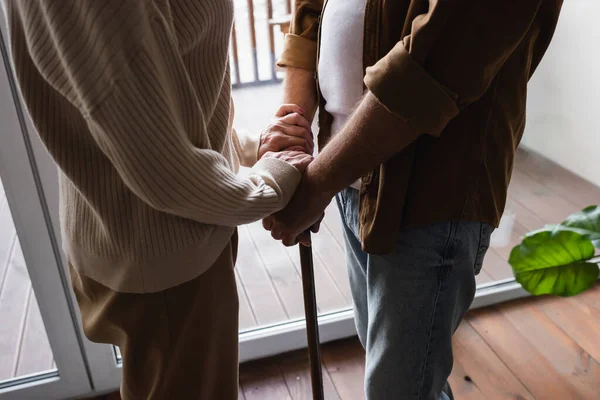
[
  {"xmin": 0, "ymin": 24, "xmax": 91, "ymax": 399},
  {"xmin": 2, "ymin": 1, "xmax": 597, "ymax": 397}
]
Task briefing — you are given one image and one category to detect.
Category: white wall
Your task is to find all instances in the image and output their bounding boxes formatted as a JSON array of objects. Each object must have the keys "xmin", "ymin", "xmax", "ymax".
[{"xmin": 522, "ymin": 0, "xmax": 600, "ymax": 187}]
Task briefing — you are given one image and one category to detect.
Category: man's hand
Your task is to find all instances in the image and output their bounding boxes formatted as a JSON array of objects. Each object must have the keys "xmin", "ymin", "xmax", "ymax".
[
  {"xmin": 258, "ymin": 104, "xmax": 314, "ymax": 159},
  {"xmin": 263, "ymin": 164, "xmax": 334, "ymax": 246},
  {"xmin": 263, "ymin": 93, "xmax": 417, "ymax": 247},
  {"xmin": 260, "ymin": 66, "xmax": 320, "ymax": 245},
  {"xmin": 262, "ymin": 210, "xmax": 324, "ymax": 246}
]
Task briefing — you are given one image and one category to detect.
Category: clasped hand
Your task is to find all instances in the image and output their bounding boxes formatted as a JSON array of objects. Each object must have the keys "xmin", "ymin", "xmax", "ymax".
[{"xmin": 259, "ymin": 104, "xmax": 331, "ymax": 247}]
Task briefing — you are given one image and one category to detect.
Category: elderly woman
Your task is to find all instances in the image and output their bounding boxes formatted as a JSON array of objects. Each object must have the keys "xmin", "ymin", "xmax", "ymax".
[{"xmin": 4, "ymin": 0, "xmax": 312, "ymax": 398}]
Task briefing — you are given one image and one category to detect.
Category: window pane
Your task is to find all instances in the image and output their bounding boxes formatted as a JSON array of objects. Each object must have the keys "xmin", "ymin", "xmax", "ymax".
[{"xmin": 0, "ymin": 177, "xmax": 57, "ymax": 386}]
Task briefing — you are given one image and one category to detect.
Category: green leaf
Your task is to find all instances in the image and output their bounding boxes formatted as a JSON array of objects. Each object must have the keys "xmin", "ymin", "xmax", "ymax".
[
  {"xmin": 515, "ymin": 262, "xmax": 599, "ymax": 297},
  {"xmin": 509, "ymin": 228, "xmax": 598, "ymax": 296},
  {"xmin": 561, "ymin": 205, "xmax": 600, "ymax": 248}
]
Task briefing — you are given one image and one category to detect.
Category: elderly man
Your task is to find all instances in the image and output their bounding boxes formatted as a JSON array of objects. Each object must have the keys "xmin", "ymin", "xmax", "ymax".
[{"xmin": 267, "ymin": 0, "xmax": 563, "ymax": 398}]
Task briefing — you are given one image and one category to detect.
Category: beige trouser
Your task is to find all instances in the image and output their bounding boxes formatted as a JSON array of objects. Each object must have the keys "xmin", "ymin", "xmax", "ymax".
[{"xmin": 69, "ymin": 235, "xmax": 239, "ymax": 400}]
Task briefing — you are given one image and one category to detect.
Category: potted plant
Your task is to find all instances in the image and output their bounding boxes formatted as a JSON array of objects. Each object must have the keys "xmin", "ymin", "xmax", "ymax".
[{"xmin": 509, "ymin": 205, "xmax": 600, "ymax": 296}]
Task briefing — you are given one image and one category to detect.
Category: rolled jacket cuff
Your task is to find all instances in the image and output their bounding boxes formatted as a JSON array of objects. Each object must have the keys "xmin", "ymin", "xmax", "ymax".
[
  {"xmin": 277, "ymin": 34, "xmax": 318, "ymax": 71},
  {"xmin": 364, "ymin": 41, "xmax": 460, "ymax": 136}
]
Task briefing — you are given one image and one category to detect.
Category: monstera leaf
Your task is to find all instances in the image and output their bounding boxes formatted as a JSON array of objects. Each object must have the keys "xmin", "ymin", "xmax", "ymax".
[
  {"xmin": 509, "ymin": 227, "xmax": 599, "ymax": 296},
  {"xmin": 560, "ymin": 205, "xmax": 600, "ymax": 248}
]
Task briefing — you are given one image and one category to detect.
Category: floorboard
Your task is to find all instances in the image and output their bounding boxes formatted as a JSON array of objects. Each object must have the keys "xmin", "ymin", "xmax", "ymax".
[
  {"xmin": 467, "ymin": 307, "xmax": 582, "ymax": 399},
  {"xmin": 321, "ymin": 339, "xmax": 366, "ymax": 400},
  {"xmin": 236, "ymin": 269, "xmax": 257, "ymax": 331},
  {"xmin": 240, "ymin": 361, "xmax": 292, "ymax": 400},
  {"xmin": 536, "ymin": 294, "xmax": 600, "ymax": 362},
  {"xmin": 235, "ymin": 225, "xmax": 289, "ymax": 326},
  {"xmin": 322, "ymin": 202, "xmax": 345, "ymax": 250},
  {"xmin": 449, "ymin": 322, "xmax": 534, "ymax": 400},
  {"xmin": 474, "ymin": 269, "xmax": 494, "ymax": 286},
  {"xmin": 481, "ymin": 250, "xmax": 514, "ymax": 281},
  {"xmin": 233, "ymin": 287, "xmax": 600, "ymax": 400},
  {"xmin": 500, "ymin": 300, "xmax": 600, "ymax": 399},
  {"xmin": 515, "ymin": 148, "xmax": 600, "ymax": 208},
  {"xmin": 507, "ymin": 169, "xmax": 578, "ymax": 224},
  {"xmin": 309, "ymin": 228, "xmax": 352, "ymax": 307},
  {"xmin": 245, "ymin": 221, "xmax": 306, "ymax": 320},
  {"xmin": 0, "ymin": 197, "xmax": 17, "ymax": 294},
  {"xmin": 491, "ymin": 220, "xmax": 528, "ymax": 262},
  {"xmin": 503, "ymin": 198, "xmax": 546, "ymax": 232},
  {"xmin": 281, "ymin": 236, "xmax": 349, "ymax": 315},
  {"xmin": 279, "ymin": 352, "xmax": 340, "ymax": 400},
  {"xmin": 0, "ymin": 242, "xmax": 31, "ymax": 380},
  {"xmin": 15, "ymin": 289, "xmax": 54, "ymax": 376},
  {"xmin": 574, "ymin": 284, "xmax": 600, "ymax": 314}
]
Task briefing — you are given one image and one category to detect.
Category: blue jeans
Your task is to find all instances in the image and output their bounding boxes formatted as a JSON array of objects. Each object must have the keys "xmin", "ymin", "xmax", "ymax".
[{"xmin": 335, "ymin": 188, "xmax": 493, "ymax": 400}]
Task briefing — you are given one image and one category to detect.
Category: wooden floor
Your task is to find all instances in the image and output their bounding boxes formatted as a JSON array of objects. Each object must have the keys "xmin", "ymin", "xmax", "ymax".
[
  {"xmin": 90, "ymin": 285, "xmax": 600, "ymax": 400},
  {"xmin": 236, "ymin": 200, "xmax": 351, "ymax": 330},
  {"xmin": 2, "ymin": 116, "xmax": 600, "ymax": 382},
  {"xmin": 238, "ymin": 284, "xmax": 600, "ymax": 400}
]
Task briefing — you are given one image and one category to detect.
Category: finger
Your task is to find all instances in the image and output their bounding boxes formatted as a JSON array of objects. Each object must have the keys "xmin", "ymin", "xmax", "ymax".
[
  {"xmin": 281, "ymin": 150, "xmax": 311, "ymax": 158},
  {"xmin": 297, "ymin": 231, "xmax": 312, "ymax": 246},
  {"xmin": 274, "ymin": 122, "xmax": 312, "ymax": 140},
  {"xmin": 283, "ymin": 152, "xmax": 314, "ymax": 168},
  {"xmin": 310, "ymin": 213, "xmax": 324, "ymax": 233},
  {"xmin": 282, "ymin": 234, "xmax": 299, "ymax": 247},
  {"xmin": 280, "ymin": 134, "xmax": 313, "ymax": 155},
  {"xmin": 261, "ymin": 151, "xmax": 278, "ymax": 160},
  {"xmin": 298, "ymin": 155, "xmax": 315, "ymax": 171},
  {"xmin": 316, "ymin": 213, "xmax": 325, "ymax": 225},
  {"xmin": 288, "ymin": 155, "xmax": 313, "ymax": 173},
  {"xmin": 275, "ymin": 104, "xmax": 305, "ymax": 117},
  {"xmin": 286, "ymin": 146, "xmax": 306, "ymax": 153},
  {"xmin": 271, "ymin": 227, "xmax": 283, "ymax": 240},
  {"xmin": 262, "ymin": 216, "xmax": 274, "ymax": 231},
  {"xmin": 281, "ymin": 136, "xmax": 311, "ymax": 153},
  {"xmin": 310, "ymin": 222, "xmax": 321, "ymax": 233},
  {"xmin": 278, "ymin": 113, "xmax": 312, "ymax": 132},
  {"xmin": 275, "ymin": 124, "xmax": 314, "ymax": 150}
]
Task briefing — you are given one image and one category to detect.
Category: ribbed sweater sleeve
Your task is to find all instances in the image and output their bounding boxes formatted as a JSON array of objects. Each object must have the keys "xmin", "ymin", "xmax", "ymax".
[{"xmin": 13, "ymin": 0, "xmax": 301, "ymax": 227}]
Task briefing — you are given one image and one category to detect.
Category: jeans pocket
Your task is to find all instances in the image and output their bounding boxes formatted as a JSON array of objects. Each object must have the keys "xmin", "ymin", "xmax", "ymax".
[{"xmin": 474, "ymin": 223, "xmax": 494, "ymax": 275}]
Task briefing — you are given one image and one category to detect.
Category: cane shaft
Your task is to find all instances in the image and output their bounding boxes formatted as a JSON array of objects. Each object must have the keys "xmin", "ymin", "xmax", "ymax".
[{"xmin": 299, "ymin": 235, "xmax": 325, "ymax": 400}]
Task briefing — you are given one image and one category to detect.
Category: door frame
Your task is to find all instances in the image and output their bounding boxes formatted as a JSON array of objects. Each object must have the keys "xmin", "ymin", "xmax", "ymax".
[{"xmin": 0, "ymin": 23, "xmax": 92, "ymax": 400}]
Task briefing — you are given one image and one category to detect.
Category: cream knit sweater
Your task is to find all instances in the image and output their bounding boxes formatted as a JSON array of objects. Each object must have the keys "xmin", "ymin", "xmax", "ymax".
[{"xmin": 5, "ymin": 0, "xmax": 301, "ymax": 293}]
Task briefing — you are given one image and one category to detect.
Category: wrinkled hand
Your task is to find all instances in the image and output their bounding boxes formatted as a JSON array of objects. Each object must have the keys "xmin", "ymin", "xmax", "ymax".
[
  {"xmin": 261, "ymin": 150, "xmax": 313, "ymax": 174},
  {"xmin": 258, "ymin": 104, "xmax": 314, "ymax": 159},
  {"xmin": 263, "ymin": 174, "xmax": 332, "ymax": 246},
  {"xmin": 262, "ymin": 212, "xmax": 324, "ymax": 246}
]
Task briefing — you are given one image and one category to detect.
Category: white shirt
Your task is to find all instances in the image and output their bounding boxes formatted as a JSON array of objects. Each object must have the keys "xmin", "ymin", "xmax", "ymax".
[{"xmin": 317, "ymin": 0, "xmax": 367, "ymax": 189}]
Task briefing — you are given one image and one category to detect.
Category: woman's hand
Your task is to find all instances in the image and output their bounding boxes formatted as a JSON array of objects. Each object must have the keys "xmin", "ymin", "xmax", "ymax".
[
  {"xmin": 261, "ymin": 150, "xmax": 313, "ymax": 174},
  {"xmin": 258, "ymin": 104, "xmax": 314, "ymax": 159}
]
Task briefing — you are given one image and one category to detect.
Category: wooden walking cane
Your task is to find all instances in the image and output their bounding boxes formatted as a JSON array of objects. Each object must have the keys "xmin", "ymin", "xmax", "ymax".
[{"xmin": 299, "ymin": 231, "xmax": 325, "ymax": 400}]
